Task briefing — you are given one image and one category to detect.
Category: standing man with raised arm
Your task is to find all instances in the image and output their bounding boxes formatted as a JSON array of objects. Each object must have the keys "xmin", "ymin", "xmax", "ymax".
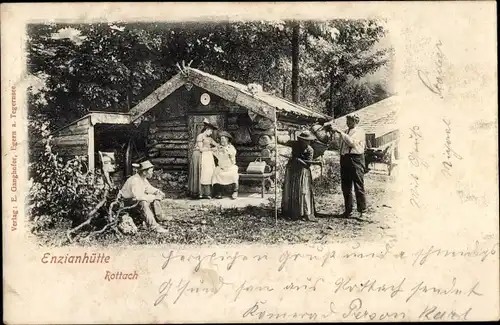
[{"xmin": 324, "ymin": 114, "xmax": 367, "ymax": 217}]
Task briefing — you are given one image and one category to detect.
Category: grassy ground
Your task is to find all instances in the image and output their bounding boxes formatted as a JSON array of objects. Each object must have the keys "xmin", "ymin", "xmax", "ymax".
[{"xmin": 32, "ymin": 159, "xmax": 398, "ymax": 247}]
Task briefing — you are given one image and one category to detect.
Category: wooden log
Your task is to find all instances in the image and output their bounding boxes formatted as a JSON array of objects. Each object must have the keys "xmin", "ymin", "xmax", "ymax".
[
  {"xmin": 277, "ymin": 134, "xmax": 291, "ymax": 144},
  {"xmin": 258, "ymin": 135, "xmax": 275, "ymax": 146},
  {"xmin": 251, "ymin": 128, "xmax": 275, "ymax": 136},
  {"xmin": 253, "ymin": 117, "xmax": 274, "ymax": 130},
  {"xmin": 158, "ymin": 149, "xmax": 188, "ymax": 158},
  {"xmin": 150, "ymin": 157, "xmax": 188, "ymax": 165},
  {"xmin": 58, "ymin": 125, "xmax": 89, "ymax": 136},
  {"xmin": 152, "ymin": 119, "xmax": 187, "ymax": 128},
  {"xmin": 146, "ymin": 139, "xmax": 159, "ymax": 146},
  {"xmin": 152, "ymin": 165, "xmax": 187, "ymax": 171},
  {"xmin": 58, "ymin": 130, "xmax": 88, "ymax": 138},
  {"xmin": 152, "ymin": 132, "xmax": 189, "ymax": 141},
  {"xmin": 237, "ymin": 151, "xmax": 263, "ymax": 158},
  {"xmin": 149, "ymin": 125, "xmax": 188, "ymax": 134},
  {"xmin": 147, "ymin": 148, "xmax": 160, "ymax": 158},
  {"xmin": 154, "ymin": 165, "xmax": 188, "ymax": 172},
  {"xmin": 155, "ymin": 163, "xmax": 188, "ymax": 168},
  {"xmin": 55, "ymin": 146, "xmax": 88, "ymax": 156},
  {"xmin": 52, "ymin": 141, "xmax": 88, "ymax": 148},
  {"xmin": 233, "ymin": 145, "xmax": 262, "ymax": 152},
  {"xmin": 149, "ymin": 143, "xmax": 189, "ymax": 150},
  {"xmin": 52, "ymin": 135, "xmax": 88, "ymax": 147},
  {"xmin": 52, "ymin": 134, "xmax": 88, "ymax": 142},
  {"xmin": 190, "ymin": 105, "xmax": 230, "ymax": 114},
  {"xmin": 52, "ymin": 139, "xmax": 87, "ymax": 147}
]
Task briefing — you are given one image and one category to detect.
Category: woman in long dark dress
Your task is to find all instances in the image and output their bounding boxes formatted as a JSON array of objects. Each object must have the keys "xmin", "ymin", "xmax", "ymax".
[{"xmin": 281, "ymin": 131, "xmax": 317, "ymax": 221}]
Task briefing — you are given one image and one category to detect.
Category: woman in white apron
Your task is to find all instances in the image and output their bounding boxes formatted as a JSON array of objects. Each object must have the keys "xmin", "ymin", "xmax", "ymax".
[
  {"xmin": 188, "ymin": 119, "xmax": 219, "ymax": 199},
  {"xmin": 212, "ymin": 131, "xmax": 239, "ymax": 199}
]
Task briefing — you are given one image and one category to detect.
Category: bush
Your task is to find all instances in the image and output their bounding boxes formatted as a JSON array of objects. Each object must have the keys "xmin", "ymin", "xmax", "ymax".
[
  {"xmin": 28, "ymin": 130, "xmax": 105, "ymax": 232},
  {"xmin": 312, "ymin": 153, "xmax": 341, "ymax": 193},
  {"xmin": 150, "ymin": 170, "xmax": 189, "ymax": 197}
]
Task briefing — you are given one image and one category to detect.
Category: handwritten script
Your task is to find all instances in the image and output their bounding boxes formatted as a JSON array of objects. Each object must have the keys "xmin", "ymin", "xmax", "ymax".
[
  {"xmin": 418, "ymin": 40, "xmax": 445, "ymax": 98},
  {"xmin": 442, "ymin": 118, "xmax": 463, "ymax": 177},
  {"xmin": 153, "ymin": 239, "xmax": 498, "ymax": 321},
  {"xmin": 408, "ymin": 126, "xmax": 428, "ymax": 208}
]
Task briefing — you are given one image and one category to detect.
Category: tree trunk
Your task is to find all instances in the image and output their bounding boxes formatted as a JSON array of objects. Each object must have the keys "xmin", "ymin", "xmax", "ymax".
[
  {"xmin": 282, "ymin": 77, "xmax": 287, "ymax": 98},
  {"xmin": 329, "ymin": 71, "xmax": 335, "ymax": 117},
  {"xmin": 291, "ymin": 22, "xmax": 300, "ymax": 103}
]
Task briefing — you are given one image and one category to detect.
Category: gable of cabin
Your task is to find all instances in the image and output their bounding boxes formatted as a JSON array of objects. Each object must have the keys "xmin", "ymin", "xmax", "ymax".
[{"xmin": 140, "ymin": 84, "xmax": 276, "ymax": 172}]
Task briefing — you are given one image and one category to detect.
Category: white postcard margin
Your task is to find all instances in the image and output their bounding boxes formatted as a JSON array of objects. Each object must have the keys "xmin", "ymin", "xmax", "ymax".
[{"xmin": 1, "ymin": 2, "xmax": 499, "ymax": 323}]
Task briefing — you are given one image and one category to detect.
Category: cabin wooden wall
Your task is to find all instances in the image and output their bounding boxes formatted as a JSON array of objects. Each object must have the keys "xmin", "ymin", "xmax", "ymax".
[
  {"xmin": 147, "ymin": 117, "xmax": 189, "ymax": 170},
  {"xmin": 366, "ymin": 133, "xmax": 376, "ymax": 148},
  {"xmin": 52, "ymin": 117, "xmax": 90, "ymax": 159},
  {"xmin": 374, "ymin": 129, "xmax": 399, "ymax": 148},
  {"xmin": 143, "ymin": 85, "xmax": 277, "ymax": 172}
]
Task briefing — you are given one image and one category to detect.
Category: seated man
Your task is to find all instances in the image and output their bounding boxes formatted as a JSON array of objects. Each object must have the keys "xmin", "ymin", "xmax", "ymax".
[
  {"xmin": 212, "ymin": 131, "xmax": 239, "ymax": 199},
  {"xmin": 120, "ymin": 160, "xmax": 168, "ymax": 233}
]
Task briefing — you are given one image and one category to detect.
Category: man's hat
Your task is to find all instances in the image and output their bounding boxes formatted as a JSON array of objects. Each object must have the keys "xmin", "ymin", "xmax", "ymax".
[
  {"xmin": 346, "ymin": 113, "xmax": 360, "ymax": 122},
  {"xmin": 137, "ymin": 160, "xmax": 154, "ymax": 171},
  {"xmin": 202, "ymin": 118, "xmax": 219, "ymax": 130},
  {"xmin": 218, "ymin": 131, "xmax": 233, "ymax": 141},
  {"xmin": 297, "ymin": 130, "xmax": 316, "ymax": 141}
]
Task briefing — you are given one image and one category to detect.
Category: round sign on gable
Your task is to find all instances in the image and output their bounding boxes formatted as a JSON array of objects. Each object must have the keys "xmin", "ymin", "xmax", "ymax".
[{"xmin": 200, "ymin": 93, "xmax": 211, "ymax": 106}]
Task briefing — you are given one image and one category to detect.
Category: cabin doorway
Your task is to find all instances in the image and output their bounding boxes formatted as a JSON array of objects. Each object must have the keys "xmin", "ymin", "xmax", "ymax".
[
  {"xmin": 187, "ymin": 114, "xmax": 226, "ymax": 159},
  {"xmin": 94, "ymin": 123, "xmax": 146, "ymax": 184}
]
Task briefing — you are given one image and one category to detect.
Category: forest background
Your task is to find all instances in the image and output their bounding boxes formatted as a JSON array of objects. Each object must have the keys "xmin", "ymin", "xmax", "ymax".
[{"xmin": 27, "ymin": 19, "xmax": 395, "ymax": 132}]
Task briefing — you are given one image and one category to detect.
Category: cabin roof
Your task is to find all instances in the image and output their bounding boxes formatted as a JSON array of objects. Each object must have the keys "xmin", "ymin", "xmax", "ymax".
[
  {"xmin": 52, "ymin": 111, "xmax": 132, "ymax": 136},
  {"xmin": 191, "ymin": 69, "xmax": 330, "ymax": 120},
  {"xmin": 128, "ymin": 67, "xmax": 331, "ymax": 123},
  {"xmin": 334, "ymin": 96, "xmax": 400, "ymax": 137}
]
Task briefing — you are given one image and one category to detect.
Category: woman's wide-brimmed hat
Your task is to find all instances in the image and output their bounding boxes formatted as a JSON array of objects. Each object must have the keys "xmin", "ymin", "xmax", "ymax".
[
  {"xmin": 297, "ymin": 130, "xmax": 316, "ymax": 141},
  {"xmin": 137, "ymin": 160, "xmax": 154, "ymax": 171},
  {"xmin": 218, "ymin": 131, "xmax": 233, "ymax": 141},
  {"xmin": 346, "ymin": 113, "xmax": 360, "ymax": 122},
  {"xmin": 202, "ymin": 118, "xmax": 219, "ymax": 130}
]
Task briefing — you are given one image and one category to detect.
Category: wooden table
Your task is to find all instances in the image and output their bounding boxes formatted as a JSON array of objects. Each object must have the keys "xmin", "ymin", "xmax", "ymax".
[{"xmin": 238, "ymin": 172, "xmax": 274, "ymax": 198}]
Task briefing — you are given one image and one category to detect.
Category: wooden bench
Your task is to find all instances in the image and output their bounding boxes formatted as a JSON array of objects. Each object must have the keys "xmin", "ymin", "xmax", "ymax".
[{"xmin": 238, "ymin": 172, "xmax": 274, "ymax": 198}]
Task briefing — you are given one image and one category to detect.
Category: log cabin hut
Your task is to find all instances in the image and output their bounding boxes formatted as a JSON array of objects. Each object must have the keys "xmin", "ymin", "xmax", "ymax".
[
  {"xmin": 48, "ymin": 111, "xmax": 139, "ymax": 176},
  {"xmin": 50, "ymin": 67, "xmax": 330, "ymax": 186}
]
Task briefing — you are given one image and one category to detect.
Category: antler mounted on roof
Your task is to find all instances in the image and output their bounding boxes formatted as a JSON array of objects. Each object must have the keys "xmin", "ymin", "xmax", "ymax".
[{"xmin": 176, "ymin": 60, "xmax": 194, "ymax": 77}]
